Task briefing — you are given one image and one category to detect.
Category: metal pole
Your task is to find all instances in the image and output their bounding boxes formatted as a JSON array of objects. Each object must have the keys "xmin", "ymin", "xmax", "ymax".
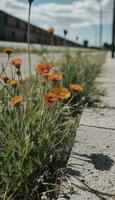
[
  {"xmin": 112, "ymin": 0, "xmax": 115, "ymax": 58},
  {"xmin": 99, "ymin": 0, "xmax": 103, "ymax": 49},
  {"xmin": 27, "ymin": 1, "xmax": 32, "ymax": 77},
  {"xmin": 93, "ymin": 25, "xmax": 97, "ymax": 47}
]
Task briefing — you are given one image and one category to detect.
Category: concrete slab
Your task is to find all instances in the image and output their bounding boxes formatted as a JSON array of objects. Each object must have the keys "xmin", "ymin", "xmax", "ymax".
[
  {"xmin": 97, "ymin": 53, "xmax": 115, "ymax": 108},
  {"xmin": 59, "ymin": 126, "xmax": 115, "ymax": 200},
  {"xmin": 80, "ymin": 108, "xmax": 115, "ymax": 130},
  {"xmin": 58, "ymin": 53, "xmax": 115, "ymax": 200}
]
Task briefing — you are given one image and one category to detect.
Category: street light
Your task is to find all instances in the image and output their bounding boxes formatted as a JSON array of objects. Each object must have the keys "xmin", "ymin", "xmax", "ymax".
[
  {"xmin": 92, "ymin": 25, "xmax": 97, "ymax": 47},
  {"xmin": 27, "ymin": 0, "xmax": 34, "ymax": 77},
  {"xmin": 99, "ymin": 0, "xmax": 103, "ymax": 49},
  {"xmin": 63, "ymin": 29, "xmax": 68, "ymax": 46},
  {"xmin": 97, "ymin": 0, "xmax": 103, "ymax": 49},
  {"xmin": 76, "ymin": 37, "xmax": 79, "ymax": 41},
  {"xmin": 112, "ymin": 0, "xmax": 115, "ymax": 58}
]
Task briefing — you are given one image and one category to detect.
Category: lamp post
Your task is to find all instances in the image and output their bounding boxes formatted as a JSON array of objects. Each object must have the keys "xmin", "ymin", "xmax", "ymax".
[
  {"xmin": 112, "ymin": 0, "xmax": 115, "ymax": 58},
  {"xmin": 76, "ymin": 37, "xmax": 79, "ymax": 41},
  {"xmin": 63, "ymin": 29, "xmax": 68, "ymax": 47},
  {"xmin": 99, "ymin": 0, "xmax": 103, "ymax": 49},
  {"xmin": 93, "ymin": 25, "xmax": 97, "ymax": 47},
  {"xmin": 27, "ymin": 0, "xmax": 34, "ymax": 77},
  {"xmin": 76, "ymin": 37, "xmax": 79, "ymax": 47},
  {"xmin": 97, "ymin": 0, "xmax": 103, "ymax": 49}
]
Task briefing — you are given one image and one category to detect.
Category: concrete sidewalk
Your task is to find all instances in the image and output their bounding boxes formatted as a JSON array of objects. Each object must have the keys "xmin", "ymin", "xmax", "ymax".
[{"xmin": 59, "ymin": 53, "xmax": 115, "ymax": 200}]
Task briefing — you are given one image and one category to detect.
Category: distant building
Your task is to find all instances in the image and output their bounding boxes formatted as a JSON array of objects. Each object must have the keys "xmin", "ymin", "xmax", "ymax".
[{"xmin": 0, "ymin": 10, "xmax": 78, "ymax": 47}]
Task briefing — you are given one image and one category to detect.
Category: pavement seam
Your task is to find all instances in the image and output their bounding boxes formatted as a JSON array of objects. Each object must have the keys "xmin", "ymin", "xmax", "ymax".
[
  {"xmin": 96, "ymin": 105, "xmax": 115, "ymax": 110},
  {"xmin": 80, "ymin": 124, "xmax": 115, "ymax": 131}
]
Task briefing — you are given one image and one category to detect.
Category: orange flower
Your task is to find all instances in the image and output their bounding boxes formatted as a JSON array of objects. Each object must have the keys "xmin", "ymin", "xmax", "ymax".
[
  {"xmin": 4, "ymin": 48, "xmax": 13, "ymax": 55},
  {"xmin": 48, "ymin": 73, "xmax": 63, "ymax": 81},
  {"xmin": 10, "ymin": 96, "xmax": 23, "ymax": 106},
  {"xmin": 7, "ymin": 80, "xmax": 18, "ymax": 87},
  {"xmin": 44, "ymin": 92, "xmax": 59, "ymax": 107},
  {"xmin": 48, "ymin": 27, "xmax": 55, "ymax": 34},
  {"xmin": 10, "ymin": 58, "xmax": 22, "ymax": 69},
  {"xmin": 2, "ymin": 76, "xmax": 9, "ymax": 84},
  {"xmin": 53, "ymin": 87, "xmax": 71, "ymax": 100},
  {"xmin": 35, "ymin": 61, "xmax": 54, "ymax": 75},
  {"xmin": 69, "ymin": 84, "xmax": 84, "ymax": 93}
]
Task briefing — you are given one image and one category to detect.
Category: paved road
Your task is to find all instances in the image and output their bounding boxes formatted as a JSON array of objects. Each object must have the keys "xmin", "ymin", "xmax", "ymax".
[{"xmin": 59, "ymin": 53, "xmax": 115, "ymax": 200}]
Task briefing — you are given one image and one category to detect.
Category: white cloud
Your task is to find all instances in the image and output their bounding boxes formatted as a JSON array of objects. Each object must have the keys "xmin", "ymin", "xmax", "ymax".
[
  {"xmin": 0, "ymin": 0, "xmax": 113, "ymax": 43},
  {"xmin": 1, "ymin": 0, "xmax": 113, "ymax": 25}
]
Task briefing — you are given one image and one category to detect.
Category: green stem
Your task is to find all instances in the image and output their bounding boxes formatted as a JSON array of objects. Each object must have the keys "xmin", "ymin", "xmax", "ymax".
[
  {"xmin": 10, "ymin": 64, "xmax": 13, "ymax": 79},
  {"xmin": 64, "ymin": 35, "xmax": 67, "ymax": 47},
  {"xmin": 0, "ymin": 81, "xmax": 13, "ymax": 96},
  {"xmin": 5, "ymin": 54, "xmax": 10, "ymax": 71},
  {"xmin": 1, "ymin": 62, "xmax": 7, "ymax": 76},
  {"xmin": 51, "ymin": 33, "xmax": 54, "ymax": 60},
  {"xmin": 27, "ymin": 2, "xmax": 32, "ymax": 77}
]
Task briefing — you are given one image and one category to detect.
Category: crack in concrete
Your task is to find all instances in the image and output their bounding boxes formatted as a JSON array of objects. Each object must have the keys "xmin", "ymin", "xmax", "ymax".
[
  {"xmin": 97, "ymin": 105, "xmax": 115, "ymax": 110},
  {"xmin": 80, "ymin": 124, "xmax": 115, "ymax": 131}
]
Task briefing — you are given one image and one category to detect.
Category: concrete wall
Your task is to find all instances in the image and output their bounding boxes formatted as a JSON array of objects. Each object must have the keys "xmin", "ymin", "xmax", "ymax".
[
  {"xmin": 0, "ymin": 11, "xmax": 5, "ymax": 40},
  {"xmin": 0, "ymin": 10, "xmax": 78, "ymax": 47}
]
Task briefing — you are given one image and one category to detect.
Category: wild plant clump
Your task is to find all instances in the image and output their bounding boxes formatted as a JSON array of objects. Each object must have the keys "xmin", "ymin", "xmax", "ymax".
[
  {"xmin": 0, "ymin": 49, "xmax": 84, "ymax": 199},
  {"xmin": 0, "ymin": 0, "xmax": 105, "ymax": 198},
  {"xmin": 61, "ymin": 51, "xmax": 105, "ymax": 106}
]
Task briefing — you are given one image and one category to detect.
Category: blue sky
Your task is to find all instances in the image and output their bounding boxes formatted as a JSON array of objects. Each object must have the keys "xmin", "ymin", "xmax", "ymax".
[{"xmin": 0, "ymin": 0, "xmax": 113, "ymax": 46}]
